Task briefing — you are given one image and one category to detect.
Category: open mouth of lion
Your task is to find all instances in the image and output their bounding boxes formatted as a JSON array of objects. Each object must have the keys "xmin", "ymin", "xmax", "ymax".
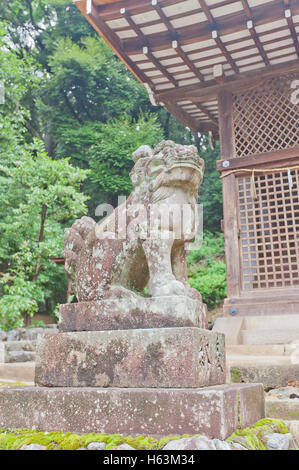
[{"xmin": 168, "ymin": 161, "xmax": 203, "ymax": 173}]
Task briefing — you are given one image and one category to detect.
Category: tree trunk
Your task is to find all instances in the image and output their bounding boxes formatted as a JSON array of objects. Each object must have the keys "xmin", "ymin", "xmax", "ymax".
[{"xmin": 33, "ymin": 203, "xmax": 47, "ymax": 281}]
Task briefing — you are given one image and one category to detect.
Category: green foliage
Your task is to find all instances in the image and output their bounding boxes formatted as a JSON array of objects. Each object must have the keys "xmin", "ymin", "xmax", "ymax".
[
  {"xmin": 198, "ymin": 138, "xmax": 222, "ymax": 233},
  {"xmin": 0, "ymin": 1, "xmax": 224, "ymax": 325},
  {"xmin": 0, "ymin": 137, "xmax": 88, "ymax": 330},
  {"xmin": 88, "ymin": 114, "xmax": 164, "ymax": 201},
  {"xmin": 188, "ymin": 232, "xmax": 226, "ymax": 309}
]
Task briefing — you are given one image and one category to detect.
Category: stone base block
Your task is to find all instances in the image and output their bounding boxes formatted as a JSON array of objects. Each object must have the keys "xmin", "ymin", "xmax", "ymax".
[
  {"xmin": 59, "ymin": 296, "xmax": 207, "ymax": 332},
  {"xmin": 0, "ymin": 383, "xmax": 265, "ymax": 439},
  {"xmin": 35, "ymin": 328, "xmax": 225, "ymax": 388},
  {"xmin": 230, "ymin": 364, "xmax": 299, "ymax": 390}
]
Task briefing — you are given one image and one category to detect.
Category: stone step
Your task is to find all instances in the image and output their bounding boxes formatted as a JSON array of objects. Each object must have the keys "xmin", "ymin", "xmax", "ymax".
[
  {"xmin": 244, "ymin": 315, "xmax": 299, "ymax": 331},
  {"xmin": 241, "ymin": 329, "xmax": 299, "ymax": 345},
  {"xmin": 0, "ymin": 362, "xmax": 35, "ymax": 383},
  {"xmin": 226, "ymin": 345, "xmax": 288, "ymax": 356},
  {"xmin": 229, "ymin": 363, "xmax": 299, "ymax": 390},
  {"xmin": 227, "ymin": 355, "xmax": 294, "ymax": 365},
  {"xmin": 0, "ymin": 341, "xmax": 36, "ymax": 363},
  {"xmin": 3, "ymin": 327, "xmax": 58, "ymax": 342}
]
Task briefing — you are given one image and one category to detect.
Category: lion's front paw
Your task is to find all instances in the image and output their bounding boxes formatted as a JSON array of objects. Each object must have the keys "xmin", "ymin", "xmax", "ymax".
[{"xmin": 151, "ymin": 279, "xmax": 186, "ymax": 297}]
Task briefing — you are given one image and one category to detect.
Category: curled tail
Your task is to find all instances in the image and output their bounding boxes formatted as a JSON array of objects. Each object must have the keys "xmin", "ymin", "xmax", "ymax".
[{"xmin": 62, "ymin": 216, "xmax": 96, "ymax": 280}]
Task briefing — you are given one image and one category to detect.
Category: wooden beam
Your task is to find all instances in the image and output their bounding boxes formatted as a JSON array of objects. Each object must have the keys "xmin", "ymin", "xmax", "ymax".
[
  {"xmin": 218, "ymin": 89, "xmax": 241, "ymax": 298},
  {"xmin": 284, "ymin": 2, "xmax": 299, "ymax": 58},
  {"xmin": 217, "ymin": 147, "xmax": 299, "ymax": 172},
  {"xmin": 152, "ymin": 1, "xmax": 205, "ymax": 82},
  {"xmin": 197, "ymin": 0, "xmax": 215, "ymax": 26},
  {"xmin": 241, "ymin": 0, "xmax": 270, "ymax": 66},
  {"xmin": 190, "ymin": 0, "xmax": 240, "ymax": 74},
  {"xmin": 119, "ymin": 8, "xmax": 179, "ymax": 88},
  {"xmin": 154, "ymin": 59, "xmax": 299, "ymax": 103},
  {"xmin": 162, "ymin": 100, "xmax": 218, "ymax": 134},
  {"xmin": 193, "ymin": 103, "xmax": 218, "ymax": 127},
  {"xmin": 214, "ymin": 35, "xmax": 239, "ymax": 74},
  {"xmin": 218, "ymin": 90, "xmax": 235, "ymax": 161},
  {"xmin": 145, "ymin": 49, "xmax": 179, "ymax": 87},
  {"xmin": 96, "ymin": 0, "xmax": 194, "ymax": 19},
  {"xmin": 173, "ymin": 44, "xmax": 205, "ymax": 82}
]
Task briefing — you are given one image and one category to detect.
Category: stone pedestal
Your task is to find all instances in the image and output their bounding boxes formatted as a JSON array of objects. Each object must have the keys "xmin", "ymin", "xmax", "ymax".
[
  {"xmin": 35, "ymin": 327, "xmax": 225, "ymax": 388},
  {"xmin": 0, "ymin": 296, "xmax": 265, "ymax": 438},
  {"xmin": 0, "ymin": 384, "xmax": 264, "ymax": 439},
  {"xmin": 59, "ymin": 296, "xmax": 207, "ymax": 331}
]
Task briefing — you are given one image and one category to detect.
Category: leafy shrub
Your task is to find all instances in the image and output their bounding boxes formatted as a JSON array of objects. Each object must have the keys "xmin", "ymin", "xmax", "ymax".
[{"xmin": 187, "ymin": 232, "xmax": 226, "ymax": 309}]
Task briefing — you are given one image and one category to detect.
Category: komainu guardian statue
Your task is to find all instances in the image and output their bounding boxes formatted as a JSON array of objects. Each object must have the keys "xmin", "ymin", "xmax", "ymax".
[{"xmin": 63, "ymin": 140, "xmax": 205, "ymax": 321}]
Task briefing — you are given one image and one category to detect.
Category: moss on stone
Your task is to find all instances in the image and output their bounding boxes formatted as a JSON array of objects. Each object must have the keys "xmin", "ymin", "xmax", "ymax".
[
  {"xmin": 0, "ymin": 382, "xmax": 28, "ymax": 388},
  {"xmin": 226, "ymin": 418, "xmax": 290, "ymax": 450},
  {"xmin": 0, "ymin": 419, "xmax": 290, "ymax": 450},
  {"xmin": 231, "ymin": 368, "xmax": 241, "ymax": 383},
  {"xmin": 0, "ymin": 429, "xmax": 193, "ymax": 450}
]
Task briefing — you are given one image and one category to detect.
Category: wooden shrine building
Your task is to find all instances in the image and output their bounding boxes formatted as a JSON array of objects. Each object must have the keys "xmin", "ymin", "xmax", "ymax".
[{"xmin": 74, "ymin": 0, "xmax": 299, "ymax": 317}]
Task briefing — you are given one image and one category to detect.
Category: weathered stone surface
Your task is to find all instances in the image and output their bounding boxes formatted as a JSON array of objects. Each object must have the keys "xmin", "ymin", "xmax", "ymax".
[
  {"xmin": 0, "ymin": 384, "xmax": 264, "ymax": 439},
  {"xmin": 163, "ymin": 436, "xmax": 216, "ymax": 450},
  {"xmin": 286, "ymin": 421, "xmax": 299, "ymax": 445},
  {"xmin": 265, "ymin": 433, "xmax": 291, "ymax": 450},
  {"xmin": 213, "ymin": 317, "xmax": 244, "ymax": 346},
  {"xmin": 0, "ymin": 331, "xmax": 7, "ymax": 342},
  {"xmin": 3, "ymin": 327, "xmax": 58, "ymax": 343},
  {"xmin": 63, "ymin": 141, "xmax": 205, "ymax": 306},
  {"xmin": 0, "ymin": 340, "xmax": 36, "ymax": 363},
  {"xmin": 19, "ymin": 444, "xmax": 47, "ymax": 450},
  {"xmin": 59, "ymin": 296, "xmax": 207, "ymax": 332},
  {"xmin": 266, "ymin": 398, "xmax": 299, "ymax": 420},
  {"xmin": 267, "ymin": 387, "xmax": 299, "ymax": 400},
  {"xmin": 230, "ymin": 443, "xmax": 247, "ymax": 450},
  {"xmin": 87, "ymin": 442, "xmax": 106, "ymax": 450},
  {"xmin": 6, "ymin": 350, "xmax": 35, "ymax": 363},
  {"xmin": 212, "ymin": 438, "xmax": 232, "ymax": 450},
  {"xmin": 230, "ymin": 364, "xmax": 299, "ymax": 390},
  {"xmin": 114, "ymin": 444, "xmax": 135, "ymax": 450},
  {"xmin": 35, "ymin": 328, "xmax": 225, "ymax": 388}
]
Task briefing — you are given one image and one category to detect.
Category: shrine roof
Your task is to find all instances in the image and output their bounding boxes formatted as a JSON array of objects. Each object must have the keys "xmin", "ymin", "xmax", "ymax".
[{"xmin": 74, "ymin": 0, "xmax": 299, "ymax": 134}]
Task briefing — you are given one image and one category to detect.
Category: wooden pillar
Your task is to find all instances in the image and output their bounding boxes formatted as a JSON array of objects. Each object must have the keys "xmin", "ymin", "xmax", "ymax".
[{"xmin": 218, "ymin": 90, "xmax": 240, "ymax": 300}]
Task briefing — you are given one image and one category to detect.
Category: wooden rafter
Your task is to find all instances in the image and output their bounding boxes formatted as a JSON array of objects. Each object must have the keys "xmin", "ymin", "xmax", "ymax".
[
  {"xmin": 240, "ymin": 0, "xmax": 270, "ymax": 66},
  {"xmin": 120, "ymin": 8, "xmax": 178, "ymax": 87},
  {"xmin": 283, "ymin": 0, "xmax": 299, "ymax": 58},
  {"xmin": 197, "ymin": 0, "xmax": 239, "ymax": 74},
  {"xmin": 164, "ymin": 100, "xmax": 219, "ymax": 134},
  {"xmin": 152, "ymin": 1, "xmax": 205, "ymax": 82},
  {"xmin": 194, "ymin": 103, "xmax": 218, "ymax": 126}
]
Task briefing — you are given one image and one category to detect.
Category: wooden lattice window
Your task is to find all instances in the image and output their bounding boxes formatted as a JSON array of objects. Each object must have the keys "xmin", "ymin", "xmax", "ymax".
[
  {"xmin": 233, "ymin": 73, "xmax": 299, "ymax": 158},
  {"xmin": 238, "ymin": 168, "xmax": 299, "ymax": 291}
]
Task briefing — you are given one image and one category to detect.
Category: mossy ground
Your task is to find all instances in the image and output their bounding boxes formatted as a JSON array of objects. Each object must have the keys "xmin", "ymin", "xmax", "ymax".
[
  {"xmin": 0, "ymin": 419, "xmax": 291, "ymax": 450},
  {"xmin": 226, "ymin": 418, "xmax": 290, "ymax": 450},
  {"xmin": 0, "ymin": 429, "xmax": 198, "ymax": 450},
  {"xmin": 0, "ymin": 382, "xmax": 28, "ymax": 388}
]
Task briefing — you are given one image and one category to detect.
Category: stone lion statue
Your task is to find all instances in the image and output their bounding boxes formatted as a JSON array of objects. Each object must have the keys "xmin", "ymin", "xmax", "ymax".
[{"xmin": 63, "ymin": 140, "xmax": 204, "ymax": 304}]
